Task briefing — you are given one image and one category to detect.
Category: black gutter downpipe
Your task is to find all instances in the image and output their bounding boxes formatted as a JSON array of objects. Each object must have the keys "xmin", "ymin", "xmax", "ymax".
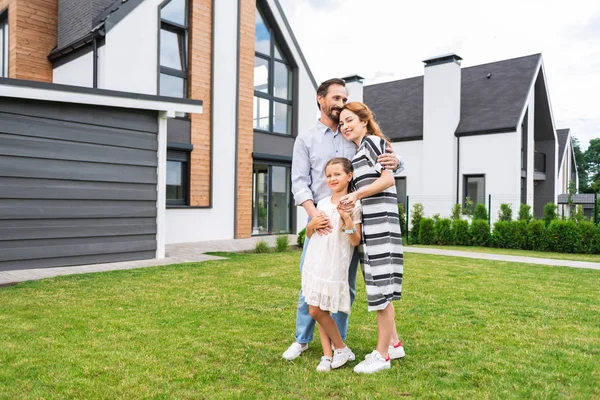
[
  {"xmin": 456, "ymin": 134, "xmax": 460, "ymax": 204},
  {"xmin": 92, "ymin": 37, "xmax": 98, "ymax": 88}
]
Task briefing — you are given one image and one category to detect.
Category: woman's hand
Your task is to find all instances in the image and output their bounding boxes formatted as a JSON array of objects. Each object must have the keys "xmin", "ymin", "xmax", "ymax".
[{"xmin": 339, "ymin": 192, "xmax": 360, "ymax": 211}]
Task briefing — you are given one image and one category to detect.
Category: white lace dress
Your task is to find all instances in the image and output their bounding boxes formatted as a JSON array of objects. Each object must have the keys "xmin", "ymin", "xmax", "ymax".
[{"xmin": 301, "ymin": 196, "xmax": 362, "ymax": 314}]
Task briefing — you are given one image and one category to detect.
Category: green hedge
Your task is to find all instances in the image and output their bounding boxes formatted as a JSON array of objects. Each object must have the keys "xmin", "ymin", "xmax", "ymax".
[
  {"xmin": 471, "ymin": 219, "xmax": 490, "ymax": 246},
  {"xmin": 527, "ymin": 220, "xmax": 545, "ymax": 251},
  {"xmin": 434, "ymin": 218, "xmax": 453, "ymax": 245},
  {"xmin": 452, "ymin": 219, "xmax": 471, "ymax": 246},
  {"xmin": 419, "ymin": 218, "xmax": 435, "ymax": 245}
]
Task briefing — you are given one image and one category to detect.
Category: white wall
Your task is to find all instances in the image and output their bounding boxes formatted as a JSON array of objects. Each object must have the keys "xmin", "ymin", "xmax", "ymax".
[
  {"xmin": 166, "ymin": 0, "xmax": 239, "ymax": 243},
  {"xmin": 460, "ymin": 131, "xmax": 520, "ymax": 223},
  {"xmin": 421, "ymin": 60, "xmax": 461, "ymax": 217},
  {"xmin": 53, "ymin": 51, "xmax": 93, "ymax": 87},
  {"xmin": 102, "ymin": 0, "xmax": 162, "ymax": 94}
]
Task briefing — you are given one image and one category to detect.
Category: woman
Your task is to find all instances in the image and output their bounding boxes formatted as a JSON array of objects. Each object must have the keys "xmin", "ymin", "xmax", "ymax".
[{"xmin": 338, "ymin": 102, "xmax": 405, "ymax": 374}]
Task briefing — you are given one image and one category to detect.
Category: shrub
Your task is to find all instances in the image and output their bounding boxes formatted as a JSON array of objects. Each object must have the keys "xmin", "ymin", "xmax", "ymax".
[
  {"xmin": 451, "ymin": 204, "xmax": 462, "ymax": 221},
  {"xmin": 276, "ymin": 235, "xmax": 289, "ymax": 252},
  {"xmin": 452, "ymin": 219, "xmax": 470, "ymax": 246},
  {"xmin": 572, "ymin": 205, "xmax": 586, "ymax": 223},
  {"xmin": 419, "ymin": 218, "xmax": 435, "ymax": 245},
  {"xmin": 512, "ymin": 220, "xmax": 529, "ymax": 250},
  {"xmin": 543, "ymin": 202, "xmax": 558, "ymax": 226},
  {"xmin": 297, "ymin": 228, "xmax": 306, "ymax": 248},
  {"xmin": 527, "ymin": 220, "xmax": 546, "ymax": 251},
  {"xmin": 577, "ymin": 221, "xmax": 596, "ymax": 254},
  {"xmin": 545, "ymin": 220, "xmax": 578, "ymax": 253},
  {"xmin": 254, "ymin": 240, "xmax": 270, "ymax": 253},
  {"xmin": 473, "ymin": 203, "xmax": 488, "ymax": 221},
  {"xmin": 518, "ymin": 204, "xmax": 533, "ymax": 223},
  {"xmin": 434, "ymin": 218, "xmax": 453, "ymax": 245},
  {"xmin": 498, "ymin": 203, "xmax": 513, "ymax": 222},
  {"xmin": 462, "ymin": 197, "xmax": 474, "ymax": 217},
  {"xmin": 398, "ymin": 203, "xmax": 407, "ymax": 238},
  {"xmin": 492, "ymin": 221, "xmax": 512, "ymax": 248},
  {"xmin": 470, "ymin": 219, "xmax": 490, "ymax": 246},
  {"xmin": 411, "ymin": 203, "xmax": 424, "ymax": 243}
]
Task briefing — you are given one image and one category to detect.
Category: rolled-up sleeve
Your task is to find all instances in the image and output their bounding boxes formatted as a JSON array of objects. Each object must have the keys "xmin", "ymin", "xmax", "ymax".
[
  {"xmin": 291, "ymin": 136, "xmax": 313, "ymax": 206},
  {"xmin": 394, "ymin": 155, "xmax": 405, "ymax": 175}
]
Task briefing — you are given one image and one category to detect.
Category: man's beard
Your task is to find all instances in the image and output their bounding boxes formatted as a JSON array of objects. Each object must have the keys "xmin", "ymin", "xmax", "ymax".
[{"xmin": 325, "ymin": 107, "xmax": 341, "ymax": 123}]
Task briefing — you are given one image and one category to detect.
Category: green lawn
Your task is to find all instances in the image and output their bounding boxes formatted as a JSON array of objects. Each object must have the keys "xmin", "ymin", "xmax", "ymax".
[
  {"xmin": 408, "ymin": 245, "xmax": 600, "ymax": 263},
  {"xmin": 0, "ymin": 251, "xmax": 599, "ymax": 399}
]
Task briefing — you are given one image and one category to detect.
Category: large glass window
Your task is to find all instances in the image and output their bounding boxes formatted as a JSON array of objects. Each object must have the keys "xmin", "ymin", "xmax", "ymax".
[
  {"xmin": 463, "ymin": 175, "xmax": 485, "ymax": 206},
  {"xmin": 252, "ymin": 163, "xmax": 291, "ymax": 235},
  {"xmin": 254, "ymin": 7, "xmax": 293, "ymax": 135},
  {"xmin": 395, "ymin": 177, "xmax": 407, "ymax": 206},
  {"xmin": 159, "ymin": 0, "xmax": 188, "ymax": 97},
  {"xmin": 167, "ymin": 150, "xmax": 189, "ymax": 205},
  {"xmin": 0, "ymin": 11, "xmax": 8, "ymax": 78}
]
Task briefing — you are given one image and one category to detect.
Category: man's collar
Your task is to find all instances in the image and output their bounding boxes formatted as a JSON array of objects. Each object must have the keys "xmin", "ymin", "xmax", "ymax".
[{"xmin": 317, "ymin": 119, "xmax": 340, "ymax": 135}]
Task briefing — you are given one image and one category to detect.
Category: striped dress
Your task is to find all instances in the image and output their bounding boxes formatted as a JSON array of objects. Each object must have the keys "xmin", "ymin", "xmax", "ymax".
[{"xmin": 352, "ymin": 135, "xmax": 403, "ymax": 312}]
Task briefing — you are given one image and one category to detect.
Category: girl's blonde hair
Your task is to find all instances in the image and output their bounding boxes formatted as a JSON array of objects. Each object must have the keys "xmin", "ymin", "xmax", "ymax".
[{"xmin": 341, "ymin": 102, "xmax": 390, "ymax": 143}]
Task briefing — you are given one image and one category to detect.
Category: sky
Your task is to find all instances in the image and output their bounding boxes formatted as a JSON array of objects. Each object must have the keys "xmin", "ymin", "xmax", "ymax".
[{"xmin": 278, "ymin": 0, "xmax": 600, "ymax": 150}]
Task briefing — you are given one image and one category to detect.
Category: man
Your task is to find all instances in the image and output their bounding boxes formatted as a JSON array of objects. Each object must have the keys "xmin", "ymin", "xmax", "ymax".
[{"xmin": 283, "ymin": 78, "xmax": 405, "ymax": 360}]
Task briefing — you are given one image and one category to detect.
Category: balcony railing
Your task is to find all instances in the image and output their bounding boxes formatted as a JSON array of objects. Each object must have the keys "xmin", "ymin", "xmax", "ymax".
[{"xmin": 534, "ymin": 152, "xmax": 546, "ymax": 173}]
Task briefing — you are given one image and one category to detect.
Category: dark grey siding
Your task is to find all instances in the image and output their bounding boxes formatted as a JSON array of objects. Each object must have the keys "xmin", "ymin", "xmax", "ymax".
[{"xmin": 0, "ymin": 98, "xmax": 158, "ymax": 271}]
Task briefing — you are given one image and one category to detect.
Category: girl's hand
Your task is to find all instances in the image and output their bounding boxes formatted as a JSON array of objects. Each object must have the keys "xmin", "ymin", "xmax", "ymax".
[{"xmin": 307, "ymin": 212, "xmax": 332, "ymax": 236}]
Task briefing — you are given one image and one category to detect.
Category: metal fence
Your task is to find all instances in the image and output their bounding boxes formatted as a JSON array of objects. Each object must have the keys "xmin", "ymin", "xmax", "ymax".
[{"xmin": 400, "ymin": 193, "xmax": 600, "ymax": 234}]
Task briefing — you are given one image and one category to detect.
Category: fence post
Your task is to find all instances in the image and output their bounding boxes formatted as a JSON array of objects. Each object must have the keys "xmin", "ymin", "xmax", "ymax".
[
  {"xmin": 405, "ymin": 195, "xmax": 410, "ymax": 240},
  {"xmin": 488, "ymin": 194, "xmax": 492, "ymax": 230},
  {"xmin": 595, "ymin": 193, "xmax": 598, "ymax": 226}
]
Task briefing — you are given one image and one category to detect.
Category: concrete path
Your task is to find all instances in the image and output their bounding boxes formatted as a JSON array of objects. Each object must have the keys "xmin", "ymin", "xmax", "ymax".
[
  {"xmin": 0, "ymin": 235, "xmax": 293, "ymax": 287},
  {"xmin": 1, "ymin": 237, "xmax": 599, "ymax": 287},
  {"xmin": 404, "ymin": 247, "xmax": 600, "ymax": 270}
]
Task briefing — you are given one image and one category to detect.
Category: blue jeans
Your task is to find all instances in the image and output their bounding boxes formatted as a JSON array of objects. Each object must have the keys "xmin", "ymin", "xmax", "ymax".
[{"xmin": 295, "ymin": 220, "xmax": 359, "ymax": 344}]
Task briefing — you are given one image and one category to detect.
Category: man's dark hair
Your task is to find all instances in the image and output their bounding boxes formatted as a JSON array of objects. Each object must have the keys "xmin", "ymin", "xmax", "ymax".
[{"xmin": 316, "ymin": 78, "xmax": 346, "ymax": 110}]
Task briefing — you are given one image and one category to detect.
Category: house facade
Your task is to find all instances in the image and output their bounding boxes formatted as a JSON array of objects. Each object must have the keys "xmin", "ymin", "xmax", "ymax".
[
  {"xmin": 361, "ymin": 53, "xmax": 577, "ymax": 222},
  {"xmin": 0, "ymin": 0, "xmax": 316, "ymax": 244}
]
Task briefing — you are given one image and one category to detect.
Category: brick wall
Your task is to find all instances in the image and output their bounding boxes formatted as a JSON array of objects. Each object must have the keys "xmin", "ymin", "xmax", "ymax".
[
  {"xmin": 236, "ymin": 0, "xmax": 255, "ymax": 238},
  {"xmin": 1, "ymin": 0, "xmax": 57, "ymax": 82},
  {"xmin": 189, "ymin": 0, "xmax": 212, "ymax": 207}
]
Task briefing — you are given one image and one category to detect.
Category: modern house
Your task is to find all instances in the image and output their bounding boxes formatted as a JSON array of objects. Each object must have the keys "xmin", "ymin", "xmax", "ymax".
[
  {"xmin": 0, "ymin": 0, "xmax": 317, "ymax": 269},
  {"xmin": 0, "ymin": 0, "xmax": 316, "ymax": 241},
  {"xmin": 361, "ymin": 53, "xmax": 578, "ymax": 221}
]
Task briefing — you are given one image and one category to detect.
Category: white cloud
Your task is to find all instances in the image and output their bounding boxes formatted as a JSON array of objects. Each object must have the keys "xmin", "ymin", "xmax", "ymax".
[{"xmin": 279, "ymin": 0, "xmax": 600, "ymax": 149}]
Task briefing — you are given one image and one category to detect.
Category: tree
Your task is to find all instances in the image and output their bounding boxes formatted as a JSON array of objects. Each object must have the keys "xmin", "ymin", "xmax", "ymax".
[
  {"xmin": 585, "ymin": 138, "xmax": 600, "ymax": 193},
  {"xmin": 572, "ymin": 137, "xmax": 590, "ymax": 192}
]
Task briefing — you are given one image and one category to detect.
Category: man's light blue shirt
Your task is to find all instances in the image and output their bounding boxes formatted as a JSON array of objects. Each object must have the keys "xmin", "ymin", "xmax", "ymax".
[{"xmin": 291, "ymin": 120, "xmax": 405, "ymax": 206}]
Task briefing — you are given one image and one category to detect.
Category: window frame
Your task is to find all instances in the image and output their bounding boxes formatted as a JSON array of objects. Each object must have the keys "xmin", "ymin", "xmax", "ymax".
[
  {"xmin": 395, "ymin": 177, "xmax": 407, "ymax": 207},
  {"xmin": 463, "ymin": 174, "xmax": 486, "ymax": 207},
  {"xmin": 166, "ymin": 149, "xmax": 190, "ymax": 206},
  {"xmin": 253, "ymin": 6, "xmax": 293, "ymax": 137},
  {"xmin": 0, "ymin": 9, "xmax": 8, "ymax": 78},
  {"xmin": 252, "ymin": 161, "xmax": 293, "ymax": 236},
  {"xmin": 158, "ymin": 0, "xmax": 189, "ymax": 98}
]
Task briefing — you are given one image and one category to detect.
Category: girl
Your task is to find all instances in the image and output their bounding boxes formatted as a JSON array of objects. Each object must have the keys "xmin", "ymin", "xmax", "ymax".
[
  {"xmin": 301, "ymin": 157, "xmax": 362, "ymax": 372},
  {"xmin": 338, "ymin": 102, "xmax": 405, "ymax": 374}
]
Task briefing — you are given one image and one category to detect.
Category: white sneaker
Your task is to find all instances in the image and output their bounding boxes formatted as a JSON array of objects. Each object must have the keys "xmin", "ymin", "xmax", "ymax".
[
  {"xmin": 365, "ymin": 343, "xmax": 405, "ymax": 360},
  {"xmin": 389, "ymin": 342, "xmax": 406, "ymax": 359},
  {"xmin": 331, "ymin": 346, "xmax": 355, "ymax": 369},
  {"xmin": 354, "ymin": 350, "xmax": 390, "ymax": 374},
  {"xmin": 282, "ymin": 342, "xmax": 308, "ymax": 360},
  {"xmin": 316, "ymin": 356, "xmax": 332, "ymax": 372}
]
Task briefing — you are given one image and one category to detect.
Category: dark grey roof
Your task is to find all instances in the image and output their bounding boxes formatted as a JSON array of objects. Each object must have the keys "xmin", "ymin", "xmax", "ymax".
[
  {"xmin": 557, "ymin": 128, "xmax": 570, "ymax": 168},
  {"xmin": 51, "ymin": 0, "xmax": 136, "ymax": 60},
  {"xmin": 365, "ymin": 76, "xmax": 423, "ymax": 140},
  {"xmin": 364, "ymin": 54, "xmax": 542, "ymax": 141}
]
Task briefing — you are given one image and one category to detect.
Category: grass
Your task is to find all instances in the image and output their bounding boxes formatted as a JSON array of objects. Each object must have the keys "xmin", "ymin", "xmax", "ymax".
[
  {"xmin": 408, "ymin": 244, "xmax": 600, "ymax": 263},
  {"xmin": 0, "ymin": 251, "xmax": 599, "ymax": 399}
]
